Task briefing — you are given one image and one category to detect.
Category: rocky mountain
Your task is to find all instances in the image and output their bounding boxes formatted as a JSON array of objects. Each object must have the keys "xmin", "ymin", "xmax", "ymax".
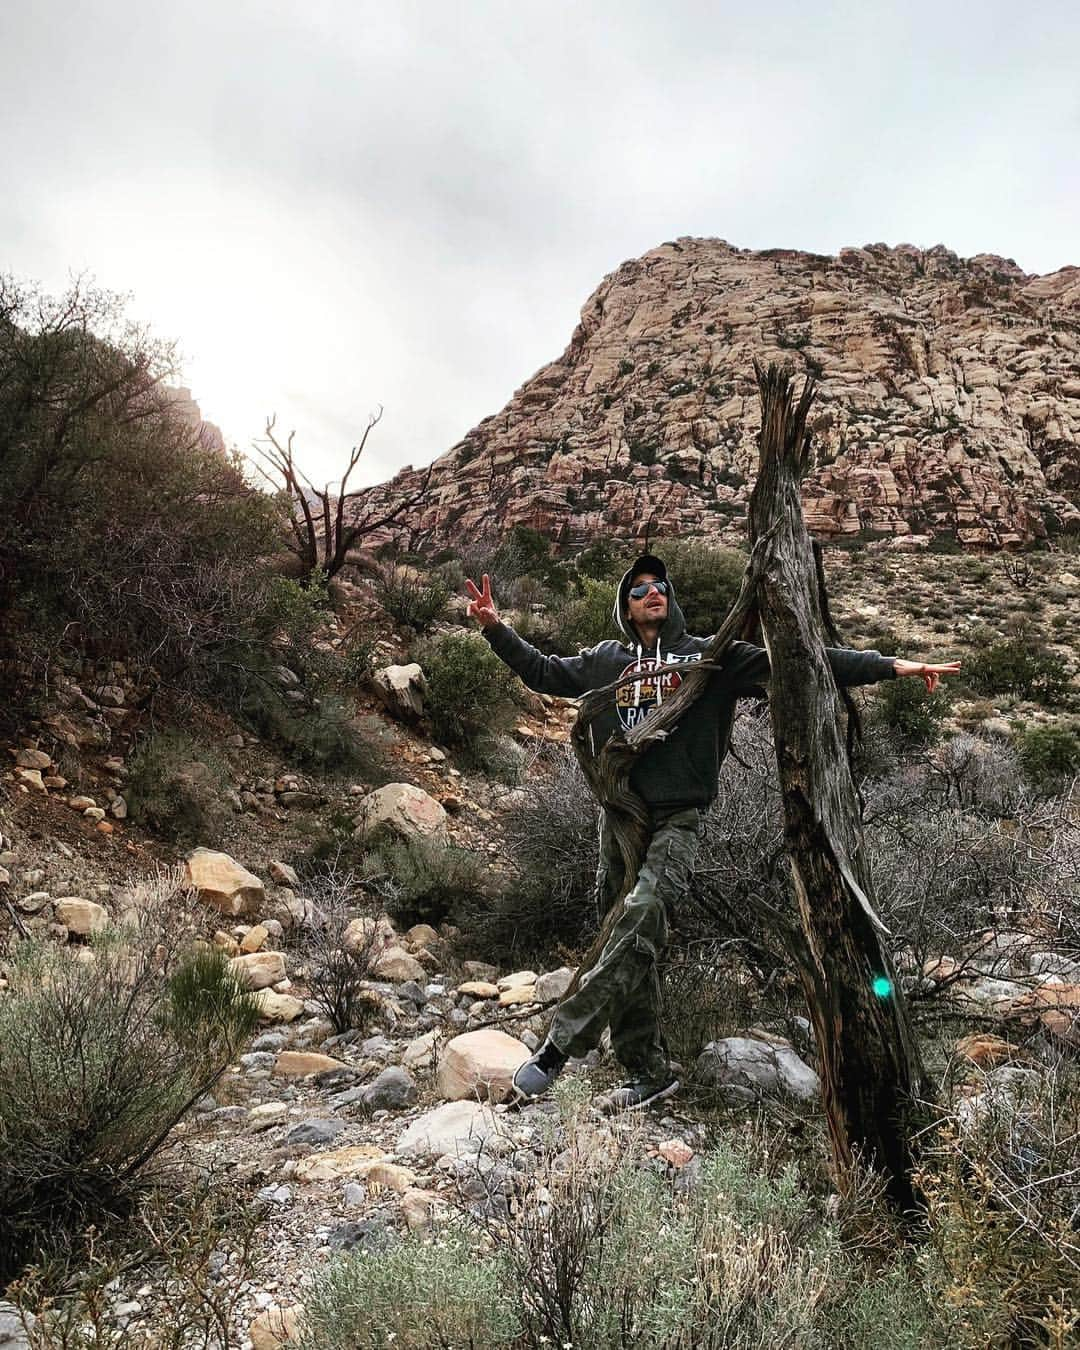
[{"xmin": 368, "ymin": 238, "xmax": 1080, "ymax": 550}]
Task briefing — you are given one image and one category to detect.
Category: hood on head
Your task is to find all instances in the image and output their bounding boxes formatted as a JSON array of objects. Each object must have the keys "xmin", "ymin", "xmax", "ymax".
[{"xmin": 613, "ymin": 554, "xmax": 687, "ymax": 647}]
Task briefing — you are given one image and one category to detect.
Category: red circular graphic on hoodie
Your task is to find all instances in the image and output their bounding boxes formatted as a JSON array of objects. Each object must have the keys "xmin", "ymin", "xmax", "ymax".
[{"xmin": 614, "ymin": 657, "xmax": 683, "ymax": 731}]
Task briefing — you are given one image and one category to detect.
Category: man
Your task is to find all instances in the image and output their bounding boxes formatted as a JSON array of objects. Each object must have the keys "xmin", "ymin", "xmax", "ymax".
[{"xmin": 466, "ymin": 554, "xmax": 959, "ymax": 1111}]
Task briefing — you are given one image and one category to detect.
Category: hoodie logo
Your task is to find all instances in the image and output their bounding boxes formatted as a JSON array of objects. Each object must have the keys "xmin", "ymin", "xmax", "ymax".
[{"xmin": 615, "ymin": 657, "xmax": 684, "ymax": 730}]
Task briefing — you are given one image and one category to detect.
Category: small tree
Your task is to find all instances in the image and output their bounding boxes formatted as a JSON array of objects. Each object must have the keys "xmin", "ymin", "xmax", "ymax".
[{"xmin": 254, "ymin": 411, "xmax": 431, "ymax": 584}]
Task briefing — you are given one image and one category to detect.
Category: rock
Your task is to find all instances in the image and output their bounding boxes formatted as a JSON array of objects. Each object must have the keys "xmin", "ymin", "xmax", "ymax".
[
  {"xmin": 83, "ymin": 806, "xmax": 106, "ymax": 823},
  {"xmin": 1029, "ymin": 951, "xmax": 1080, "ymax": 982},
  {"xmin": 364, "ymin": 1161, "xmax": 420, "ymax": 1193},
  {"xmin": 273, "ymin": 1051, "xmax": 350, "ymax": 1078},
  {"xmin": 655, "ymin": 1139, "xmax": 695, "ymax": 1168},
  {"xmin": 327, "ymin": 1218, "xmax": 393, "ymax": 1253},
  {"xmin": 0, "ymin": 1300, "xmax": 32, "ymax": 1348},
  {"xmin": 15, "ymin": 748, "xmax": 51, "ymax": 770},
  {"xmin": 497, "ymin": 970, "xmax": 537, "ymax": 990},
  {"xmin": 372, "ymin": 663, "xmax": 427, "ymax": 721},
  {"xmin": 1012, "ymin": 983, "xmax": 1080, "ymax": 1044},
  {"xmin": 184, "ymin": 849, "xmax": 265, "ymax": 917},
  {"xmin": 406, "ymin": 922, "xmax": 441, "ymax": 950},
  {"xmin": 951, "ymin": 976, "xmax": 1028, "ymax": 1011},
  {"xmin": 374, "ymin": 946, "xmax": 427, "ymax": 983},
  {"xmin": 109, "ymin": 795, "xmax": 127, "ymax": 819},
  {"xmin": 342, "ymin": 914, "xmax": 397, "ymax": 955},
  {"xmin": 955, "ymin": 1034, "xmax": 1016, "ymax": 1069},
  {"xmin": 343, "ymin": 1181, "xmax": 366, "ymax": 1207},
  {"xmin": 15, "ymin": 769, "xmax": 45, "ymax": 792},
  {"xmin": 285, "ymin": 1118, "xmax": 346, "ymax": 1148},
  {"xmin": 436, "ymin": 1029, "xmax": 530, "ymax": 1103},
  {"xmin": 16, "ymin": 892, "xmax": 49, "ymax": 914},
  {"xmin": 54, "ymin": 897, "xmax": 108, "ymax": 936},
  {"xmin": 249, "ymin": 1304, "xmax": 305, "ymax": 1349},
  {"xmin": 498, "ymin": 985, "xmax": 537, "ymax": 1006},
  {"xmin": 268, "ymin": 860, "xmax": 300, "ymax": 888},
  {"xmin": 353, "ymin": 782, "xmax": 448, "ymax": 844},
  {"xmin": 397, "ymin": 1100, "xmax": 507, "ymax": 1158},
  {"xmin": 68, "ymin": 795, "xmax": 96, "ymax": 810},
  {"xmin": 457, "ymin": 980, "xmax": 499, "ymax": 999},
  {"xmin": 462, "ymin": 960, "xmax": 499, "ymax": 982},
  {"xmin": 240, "ymin": 924, "xmax": 269, "ymax": 953},
  {"xmin": 957, "ymin": 1066, "xmax": 1043, "ymax": 1132},
  {"xmin": 694, "ymin": 1037, "xmax": 821, "ymax": 1101},
  {"xmin": 401, "ymin": 1186, "xmax": 440, "ymax": 1234},
  {"xmin": 361, "ymin": 1067, "xmax": 418, "ymax": 1111},
  {"xmin": 535, "ymin": 967, "xmax": 575, "ymax": 1003},
  {"xmin": 247, "ymin": 1102, "xmax": 288, "ymax": 1133},
  {"xmin": 403, "ymin": 1030, "xmax": 439, "ymax": 1069},
  {"xmin": 293, "ymin": 1144, "xmax": 387, "ymax": 1182},
  {"xmin": 228, "ymin": 951, "xmax": 287, "ymax": 991},
  {"xmin": 213, "ymin": 930, "xmax": 241, "ymax": 956}
]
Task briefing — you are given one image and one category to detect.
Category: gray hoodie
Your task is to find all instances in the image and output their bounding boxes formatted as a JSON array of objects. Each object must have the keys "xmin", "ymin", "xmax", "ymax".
[{"xmin": 483, "ymin": 562, "xmax": 896, "ymax": 811}]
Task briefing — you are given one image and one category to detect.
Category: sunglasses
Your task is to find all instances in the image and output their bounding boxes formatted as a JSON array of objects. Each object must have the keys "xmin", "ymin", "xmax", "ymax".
[{"xmin": 628, "ymin": 580, "xmax": 669, "ymax": 599}]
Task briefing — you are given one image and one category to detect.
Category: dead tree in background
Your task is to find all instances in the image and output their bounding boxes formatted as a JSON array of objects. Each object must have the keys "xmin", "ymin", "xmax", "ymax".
[
  {"xmin": 568, "ymin": 362, "xmax": 930, "ymax": 1211},
  {"xmin": 254, "ymin": 410, "xmax": 431, "ymax": 584}
]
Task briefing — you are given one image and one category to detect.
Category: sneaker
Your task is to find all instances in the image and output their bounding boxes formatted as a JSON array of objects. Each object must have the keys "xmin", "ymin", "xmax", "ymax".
[
  {"xmin": 593, "ymin": 1074, "xmax": 680, "ymax": 1115},
  {"xmin": 511, "ymin": 1040, "xmax": 568, "ymax": 1103}
]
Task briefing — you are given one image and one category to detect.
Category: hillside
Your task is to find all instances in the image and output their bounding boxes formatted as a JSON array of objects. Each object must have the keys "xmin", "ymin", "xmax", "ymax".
[{"xmin": 365, "ymin": 238, "xmax": 1080, "ymax": 550}]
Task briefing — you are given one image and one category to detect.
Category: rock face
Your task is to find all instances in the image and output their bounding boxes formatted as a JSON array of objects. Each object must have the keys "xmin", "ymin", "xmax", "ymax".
[{"xmin": 362, "ymin": 239, "xmax": 1080, "ymax": 549}]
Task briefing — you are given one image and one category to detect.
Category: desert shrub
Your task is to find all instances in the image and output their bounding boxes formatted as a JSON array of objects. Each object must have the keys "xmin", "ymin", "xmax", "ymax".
[
  {"xmin": 374, "ymin": 564, "xmax": 450, "ymax": 631},
  {"xmin": 965, "ymin": 632, "xmax": 1070, "ymax": 704},
  {"xmin": 572, "ymin": 536, "xmax": 623, "ymax": 583},
  {"xmin": 931, "ymin": 732, "xmax": 1025, "ymax": 815},
  {"xmin": 1018, "ymin": 721, "xmax": 1080, "ymax": 793},
  {"xmin": 125, "ymin": 731, "xmax": 228, "ymax": 843},
  {"xmin": 0, "ymin": 879, "xmax": 258, "ymax": 1281},
  {"xmin": 456, "ymin": 745, "xmax": 599, "ymax": 962},
  {"xmin": 870, "ymin": 677, "xmax": 949, "ymax": 747},
  {"xmin": 469, "ymin": 731, "xmax": 527, "ymax": 784},
  {"xmin": 372, "ymin": 835, "xmax": 490, "ymax": 930},
  {"xmin": 651, "ymin": 537, "xmax": 747, "ymax": 635},
  {"xmin": 917, "ymin": 1060, "xmax": 1080, "ymax": 1347},
  {"xmin": 554, "ymin": 576, "xmax": 617, "ymax": 653},
  {"xmin": 414, "ymin": 631, "xmax": 518, "ymax": 746},
  {"xmin": 294, "ymin": 859, "xmax": 386, "ymax": 1034},
  {"xmin": 300, "ymin": 1228, "xmax": 518, "ymax": 1349}
]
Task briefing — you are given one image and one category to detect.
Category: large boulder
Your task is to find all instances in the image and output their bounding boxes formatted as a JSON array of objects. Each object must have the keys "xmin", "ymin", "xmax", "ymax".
[
  {"xmin": 372, "ymin": 663, "xmax": 426, "ymax": 721},
  {"xmin": 374, "ymin": 946, "xmax": 427, "ymax": 983},
  {"xmin": 54, "ymin": 897, "xmax": 108, "ymax": 936},
  {"xmin": 436, "ymin": 1029, "xmax": 530, "ymax": 1103},
  {"xmin": 352, "ymin": 783, "xmax": 447, "ymax": 844},
  {"xmin": 252, "ymin": 990, "xmax": 305, "ymax": 1023},
  {"xmin": 185, "ymin": 849, "xmax": 265, "ymax": 917},
  {"xmin": 694, "ymin": 1036, "xmax": 821, "ymax": 1101}
]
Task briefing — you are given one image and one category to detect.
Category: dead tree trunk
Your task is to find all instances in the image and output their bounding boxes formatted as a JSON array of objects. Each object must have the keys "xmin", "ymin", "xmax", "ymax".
[{"xmin": 747, "ymin": 362, "xmax": 931, "ymax": 1211}]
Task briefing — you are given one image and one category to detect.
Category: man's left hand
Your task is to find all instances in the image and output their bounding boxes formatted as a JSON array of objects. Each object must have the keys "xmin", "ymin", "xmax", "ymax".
[{"xmin": 892, "ymin": 659, "xmax": 961, "ymax": 693}]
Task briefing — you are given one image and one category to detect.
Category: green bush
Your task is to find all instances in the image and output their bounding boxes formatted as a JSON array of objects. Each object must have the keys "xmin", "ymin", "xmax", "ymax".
[
  {"xmin": 125, "ymin": 731, "xmax": 228, "ymax": 843},
  {"xmin": 491, "ymin": 524, "xmax": 571, "ymax": 595},
  {"xmin": 555, "ymin": 576, "xmax": 618, "ymax": 653},
  {"xmin": 414, "ymin": 631, "xmax": 518, "ymax": 746},
  {"xmin": 0, "ymin": 894, "xmax": 258, "ymax": 1281},
  {"xmin": 1018, "ymin": 721, "xmax": 1080, "ymax": 791},
  {"xmin": 651, "ymin": 538, "xmax": 747, "ymax": 635},
  {"xmin": 870, "ymin": 677, "xmax": 949, "ymax": 747},
  {"xmin": 374, "ymin": 565, "xmax": 449, "ymax": 632},
  {"xmin": 965, "ymin": 633, "xmax": 1069, "ymax": 704},
  {"xmin": 373, "ymin": 835, "xmax": 490, "ymax": 929}
]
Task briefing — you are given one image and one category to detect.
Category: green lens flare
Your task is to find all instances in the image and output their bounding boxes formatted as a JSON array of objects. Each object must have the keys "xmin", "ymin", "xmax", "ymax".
[{"xmin": 872, "ymin": 975, "xmax": 893, "ymax": 999}]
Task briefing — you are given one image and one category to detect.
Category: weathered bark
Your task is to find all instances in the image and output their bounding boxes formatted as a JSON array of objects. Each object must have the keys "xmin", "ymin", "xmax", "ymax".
[{"xmin": 747, "ymin": 361, "xmax": 931, "ymax": 1210}]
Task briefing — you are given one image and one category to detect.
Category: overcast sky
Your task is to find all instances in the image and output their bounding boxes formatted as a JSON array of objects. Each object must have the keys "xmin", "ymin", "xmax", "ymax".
[{"xmin": 3, "ymin": 0, "xmax": 1077, "ymax": 487}]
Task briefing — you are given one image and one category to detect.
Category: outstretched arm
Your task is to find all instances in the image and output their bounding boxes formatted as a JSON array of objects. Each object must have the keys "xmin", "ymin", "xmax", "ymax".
[
  {"xmin": 891, "ymin": 659, "xmax": 961, "ymax": 693},
  {"xmin": 720, "ymin": 640, "xmax": 961, "ymax": 695},
  {"xmin": 465, "ymin": 573, "xmax": 602, "ymax": 697}
]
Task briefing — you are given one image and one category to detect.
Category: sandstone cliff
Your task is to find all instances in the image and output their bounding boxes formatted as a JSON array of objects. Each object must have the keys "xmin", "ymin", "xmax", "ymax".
[{"xmin": 366, "ymin": 239, "xmax": 1080, "ymax": 549}]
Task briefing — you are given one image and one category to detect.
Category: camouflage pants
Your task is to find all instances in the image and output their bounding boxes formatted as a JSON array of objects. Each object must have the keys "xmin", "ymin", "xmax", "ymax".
[{"xmin": 547, "ymin": 806, "xmax": 701, "ymax": 1081}]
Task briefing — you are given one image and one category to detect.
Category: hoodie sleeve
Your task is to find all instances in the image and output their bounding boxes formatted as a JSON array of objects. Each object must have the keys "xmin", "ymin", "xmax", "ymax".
[
  {"xmin": 719, "ymin": 640, "xmax": 897, "ymax": 695},
  {"xmin": 482, "ymin": 622, "xmax": 603, "ymax": 697}
]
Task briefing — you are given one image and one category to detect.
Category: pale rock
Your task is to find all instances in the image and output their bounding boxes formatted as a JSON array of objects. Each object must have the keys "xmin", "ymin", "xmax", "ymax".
[
  {"xmin": 397, "ymin": 1099, "xmax": 507, "ymax": 1157},
  {"xmin": 247, "ymin": 1102, "xmax": 289, "ymax": 1133},
  {"xmin": 54, "ymin": 897, "xmax": 108, "ymax": 936},
  {"xmin": 498, "ymin": 985, "xmax": 537, "ymax": 1006},
  {"xmin": 436, "ymin": 1028, "xmax": 531, "ymax": 1103},
  {"xmin": 241, "ymin": 924, "xmax": 269, "ymax": 953},
  {"xmin": 400, "ymin": 1186, "xmax": 440, "ymax": 1233},
  {"xmin": 185, "ymin": 848, "xmax": 265, "ymax": 917},
  {"xmin": 82, "ymin": 806, "xmax": 106, "ymax": 823},
  {"xmin": 372, "ymin": 663, "xmax": 427, "ymax": 721},
  {"xmin": 374, "ymin": 946, "xmax": 427, "ymax": 983},
  {"xmin": 353, "ymin": 782, "xmax": 447, "ymax": 844},
  {"xmin": 213, "ymin": 930, "xmax": 241, "ymax": 956},
  {"xmin": 229, "ymin": 951, "xmax": 286, "ymax": 990},
  {"xmin": 462, "ymin": 960, "xmax": 499, "ymax": 982},
  {"xmin": 68, "ymin": 795, "xmax": 96, "ymax": 810},
  {"xmin": 457, "ymin": 980, "xmax": 500, "ymax": 999},
  {"xmin": 343, "ymin": 914, "xmax": 396, "ymax": 953},
  {"xmin": 249, "ymin": 1304, "xmax": 305, "ymax": 1349},
  {"xmin": 273, "ymin": 1051, "xmax": 349, "ymax": 1078},
  {"xmin": 15, "ymin": 769, "xmax": 45, "ymax": 792},
  {"xmin": 694, "ymin": 1037, "xmax": 821, "ymax": 1101},
  {"xmin": 403, "ymin": 1029, "xmax": 440, "ymax": 1069},
  {"xmin": 109, "ymin": 796, "xmax": 127, "ymax": 819},
  {"xmin": 497, "ymin": 970, "xmax": 537, "ymax": 990},
  {"xmin": 252, "ymin": 990, "xmax": 305, "ymax": 1022},
  {"xmin": 406, "ymin": 922, "xmax": 441, "ymax": 950},
  {"xmin": 955, "ymin": 1033, "xmax": 1015, "ymax": 1068},
  {"xmin": 268, "ymin": 860, "xmax": 300, "ymax": 888},
  {"xmin": 15, "ymin": 748, "xmax": 51, "ymax": 770},
  {"xmin": 535, "ymin": 966, "xmax": 575, "ymax": 1003}
]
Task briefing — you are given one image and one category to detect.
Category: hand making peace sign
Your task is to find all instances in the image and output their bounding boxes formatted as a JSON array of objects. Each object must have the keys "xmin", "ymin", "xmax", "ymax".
[{"xmin": 465, "ymin": 573, "xmax": 500, "ymax": 629}]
